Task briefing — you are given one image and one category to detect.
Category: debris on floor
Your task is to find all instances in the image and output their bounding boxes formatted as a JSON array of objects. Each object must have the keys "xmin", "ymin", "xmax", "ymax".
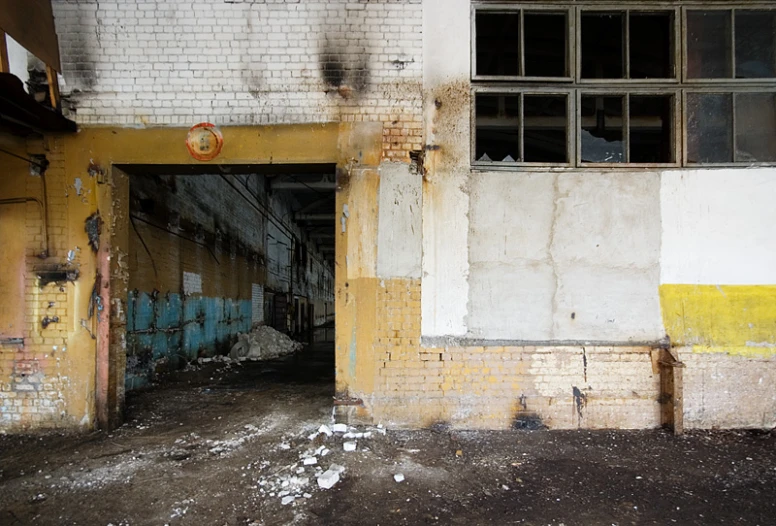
[
  {"xmin": 229, "ymin": 325, "xmax": 304, "ymax": 361},
  {"xmin": 3, "ymin": 352, "xmax": 776, "ymax": 526}
]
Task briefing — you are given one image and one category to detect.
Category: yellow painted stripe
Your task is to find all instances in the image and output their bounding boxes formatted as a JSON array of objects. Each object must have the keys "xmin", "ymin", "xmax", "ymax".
[{"xmin": 659, "ymin": 285, "xmax": 776, "ymax": 353}]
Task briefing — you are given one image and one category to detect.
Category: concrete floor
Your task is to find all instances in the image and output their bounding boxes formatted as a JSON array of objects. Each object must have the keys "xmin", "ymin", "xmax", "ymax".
[{"xmin": 1, "ymin": 343, "xmax": 775, "ymax": 526}]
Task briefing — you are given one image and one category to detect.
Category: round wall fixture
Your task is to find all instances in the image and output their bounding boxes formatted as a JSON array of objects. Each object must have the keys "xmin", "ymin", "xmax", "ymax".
[{"xmin": 186, "ymin": 123, "xmax": 224, "ymax": 161}]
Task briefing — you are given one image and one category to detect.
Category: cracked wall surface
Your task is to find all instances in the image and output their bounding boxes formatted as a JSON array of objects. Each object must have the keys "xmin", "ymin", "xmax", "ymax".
[{"xmin": 467, "ymin": 172, "xmax": 662, "ymax": 342}]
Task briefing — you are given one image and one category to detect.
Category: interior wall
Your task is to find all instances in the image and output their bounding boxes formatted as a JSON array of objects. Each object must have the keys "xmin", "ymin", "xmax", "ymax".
[
  {"xmin": 0, "ymin": 139, "xmax": 29, "ymax": 341},
  {"xmin": 125, "ymin": 171, "xmax": 334, "ymax": 389},
  {"xmin": 0, "ymin": 134, "xmax": 79, "ymax": 431}
]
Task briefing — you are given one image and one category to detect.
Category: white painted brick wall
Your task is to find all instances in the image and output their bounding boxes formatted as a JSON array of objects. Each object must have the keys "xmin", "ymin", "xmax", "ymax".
[{"xmin": 52, "ymin": 0, "xmax": 423, "ymax": 133}]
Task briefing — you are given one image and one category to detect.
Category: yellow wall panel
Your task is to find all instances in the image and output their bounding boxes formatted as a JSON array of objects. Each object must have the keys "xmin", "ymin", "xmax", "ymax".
[{"xmin": 660, "ymin": 284, "xmax": 776, "ymax": 354}]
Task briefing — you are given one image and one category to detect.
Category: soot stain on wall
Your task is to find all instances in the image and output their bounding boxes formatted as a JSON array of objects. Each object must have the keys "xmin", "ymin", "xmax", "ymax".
[
  {"xmin": 319, "ymin": 42, "xmax": 370, "ymax": 99},
  {"xmin": 573, "ymin": 386, "xmax": 588, "ymax": 421}
]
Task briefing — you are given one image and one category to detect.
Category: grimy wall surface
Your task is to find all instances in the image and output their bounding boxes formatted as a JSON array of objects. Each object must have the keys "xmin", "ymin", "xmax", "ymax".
[
  {"xmin": 2, "ymin": 0, "xmax": 771, "ymax": 432},
  {"xmin": 52, "ymin": 0, "xmax": 423, "ymax": 161},
  {"xmin": 125, "ymin": 172, "xmax": 333, "ymax": 389},
  {"xmin": 0, "ymin": 134, "xmax": 78, "ymax": 430}
]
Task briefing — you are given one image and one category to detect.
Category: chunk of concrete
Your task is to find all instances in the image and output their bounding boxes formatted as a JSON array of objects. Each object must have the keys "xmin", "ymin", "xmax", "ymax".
[
  {"xmin": 317, "ymin": 469, "xmax": 340, "ymax": 489},
  {"xmin": 303, "ymin": 457, "xmax": 317, "ymax": 466},
  {"xmin": 394, "ymin": 473, "xmax": 405, "ymax": 483},
  {"xmin": 332, "ymin": 423, "xmax": 348, "ymax": 433},
  {"xmin": 329, "ymin": 463, "xmax": 345, "ymax": 474},
  {"xmin": 318, "ymin": 425, "xmax": 332, "ymax": 437},
  {"xmin": 281, "ymin": 496, "xmax": 295, "ymax": 506},
  {"xmin": 343, "ymin": 441, "xmax": 357, "ymax": 452}
]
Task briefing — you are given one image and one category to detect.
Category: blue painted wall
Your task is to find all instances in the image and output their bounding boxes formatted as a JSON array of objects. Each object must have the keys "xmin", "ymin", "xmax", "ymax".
[{"xmin": 125, "ymin": 291, "xmax": 251, "ymax": 390}]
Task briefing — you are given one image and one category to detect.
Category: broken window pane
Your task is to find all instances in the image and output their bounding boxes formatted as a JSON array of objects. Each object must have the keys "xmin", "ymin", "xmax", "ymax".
[
  {"xmin": 524, "ymin": 95, "xmax": 567, "ymax": 163},
  {"xmin": 735, "ymin": 11, "xmax": 776, "ymax": 79},
  {"xmin": 475, "ymin": 94, "xmax": 521, "ymax": 162},
  {"xmin": 630, "ymin": 13, "xmax": 674, "ymax": 79},
  {"xmin": 581, "ymin": 13, "xmax": 624, "ymax": 79},
  {"xmin": 630, "ymin": 95, "xmax": 673, "ymax": 163},
  {"xmin": 687, "ymin": 11, "xmax": 733, "ymax": 79},
  {"xmin": 476, "ymin": 12, "xmax": 520, "ymax": 76},
  {"xmin": 524, "ymin": 12, "xmax": 567, "ymax": 77},
  {"xmin": 581, "ymin": 96, "xmax": 625, "ymax": 163},
  {"xmin": 686, "ymin": 93, "xmax": 733, "ymax": 164},
  {"xmin": 735, "ymin": 93, "xmax": 776, "ymax": 162}
]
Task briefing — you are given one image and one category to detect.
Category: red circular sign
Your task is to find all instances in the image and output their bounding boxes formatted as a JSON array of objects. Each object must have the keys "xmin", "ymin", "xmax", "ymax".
[{"xmin": 186, "ymin": 123, "xmax": 223, "ymax": 161}]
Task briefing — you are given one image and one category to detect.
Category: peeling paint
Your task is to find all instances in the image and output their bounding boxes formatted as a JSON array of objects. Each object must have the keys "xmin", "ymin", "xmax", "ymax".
[{"xmin": 85, "ymin": 212, "xmax": 103, "ymax": 252}]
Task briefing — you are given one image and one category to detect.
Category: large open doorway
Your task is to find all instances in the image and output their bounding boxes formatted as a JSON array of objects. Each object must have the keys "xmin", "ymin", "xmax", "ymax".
[{"xmin": 117, "ymin": 163, "xmax": 336, "ymax": 394}]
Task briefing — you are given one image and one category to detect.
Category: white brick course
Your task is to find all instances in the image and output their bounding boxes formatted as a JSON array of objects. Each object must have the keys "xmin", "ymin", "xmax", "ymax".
[{"xmin": 52, "ymin": 0, "xmax": 423, "ymax": 135}]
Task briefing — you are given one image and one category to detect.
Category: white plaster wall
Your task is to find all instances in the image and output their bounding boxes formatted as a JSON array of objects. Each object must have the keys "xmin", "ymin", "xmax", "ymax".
[
  {"xmin": 420, "ymin": 0, "xmax": 471, "ymax": 337},
  {"xmin": 661, "ymin": 168, "xmax": 776, "ymax": 285},
  {"xmin": 377, "ymin": 162, "xmax": 422, "ymax": 279},
  {"xmin": 467, "ymin": 172, "xmax": 663, "ymax": 342},
  {"xmin": 468, "ymin": 173, "xmax": 555, "ymax": 339}
]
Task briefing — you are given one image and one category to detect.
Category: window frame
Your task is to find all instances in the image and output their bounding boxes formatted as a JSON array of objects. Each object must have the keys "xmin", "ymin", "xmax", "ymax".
[
  {"xmin": 682, "ymin": 5, "xmax": 776, "ymax": 84},
  {"xmin": 576, "ymin": 6, "xmax": 681, "ymax": 84},
  {"xmin": 471, "ymin": 3, "xmax": 576, "ymax": 83},
  {"xmin": 471, "ymin": 1, "xmax": 776, "ymax": 169},
  {"xmin": 577, "ymin": 89, "xmax": 681, "ymax": 168},
  {"xmin": 681, "ymin": 87, "xmax": 776, "ymax": 167},
  {"xmin": 472, "ymin": 86, "xmax": 575, "ymax": 168}
]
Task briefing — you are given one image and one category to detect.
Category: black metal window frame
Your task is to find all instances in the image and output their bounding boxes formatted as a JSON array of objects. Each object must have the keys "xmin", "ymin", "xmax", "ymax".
[{"xmin": 471, "ymin": 2, "xmax": 776, "ymax": 169}]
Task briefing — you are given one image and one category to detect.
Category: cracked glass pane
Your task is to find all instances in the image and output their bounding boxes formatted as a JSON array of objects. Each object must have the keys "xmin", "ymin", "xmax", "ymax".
[
  {"xmin": 475, "ymin": 94, "xmax": 521, "ymax": 162},
  {"xmin": 581, "ymin": 96, "xmax": 625, "ymax": 163}
]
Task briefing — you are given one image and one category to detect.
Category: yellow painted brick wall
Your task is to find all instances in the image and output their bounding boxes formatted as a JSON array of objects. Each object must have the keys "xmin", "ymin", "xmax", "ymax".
[
  {"xmin": 1, "ymin": 136, "xmax": 76, "ymax": 431},
  {"xmin": 358, "ymin": 278, "xmax": 661, "ymax": 430}
]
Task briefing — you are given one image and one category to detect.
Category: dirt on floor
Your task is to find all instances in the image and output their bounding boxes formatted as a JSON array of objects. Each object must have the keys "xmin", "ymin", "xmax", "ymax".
[{"xmin": 1, "ymin": 344, "xmax": 775, "ymax": 526}]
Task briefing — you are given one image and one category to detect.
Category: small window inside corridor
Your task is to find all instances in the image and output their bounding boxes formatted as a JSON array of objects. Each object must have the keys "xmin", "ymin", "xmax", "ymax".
[{"xmin": 472, "ymin": 2, "xmax": 776, "ymax": 167}]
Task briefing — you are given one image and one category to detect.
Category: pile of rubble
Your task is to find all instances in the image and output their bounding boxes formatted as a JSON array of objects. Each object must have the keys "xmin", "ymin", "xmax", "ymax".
[
  {"xmin": 229, "ymin": 325, "xmax": 304, "ymax": 361},
  {"xmin": 254, "ymin": 422, "xmax": 393, "ymax": 507}
]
